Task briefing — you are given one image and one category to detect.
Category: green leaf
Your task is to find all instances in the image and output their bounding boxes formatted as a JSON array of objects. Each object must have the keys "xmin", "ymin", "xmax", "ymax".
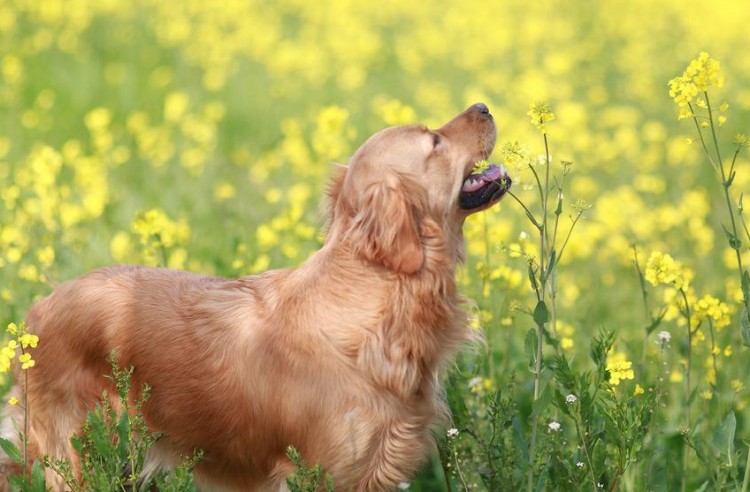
[
  {"xmin": 533, "ymin": 300, "xmax": 549, "ymax": 325},
  {"xmin": 525, "ymin": 328, "xmax": 539, "ymax": 370},
  {"xmin": 528, "ymin": 263, "xmax": 538, "ymax": 292},
  {"xmin": 722, "ymin": 224, "xmax": 742, "ymax": 250},
  {"xmin": 544, "ymin": 250, "xmax": 557, "ymax": 283},
  {"xmin": 695, "ymin": 481, "xmax": 710, "ymax": 492},
  {"xmin": 513, "ymin": 415, "xmax": 529, "ymax": 462},
  {"xmin": 30, "ymin": 459, "xmax": 47, "ymax": 492},
  {"xmin": 530, "ymin": 384, "xmax": 552, "ymax": 419},
  {"xmin": 711, "ymin": 411, "xmax": 736, "ymax": 458},
  {"xmin": 645, "ymin": 310, "xmax": 667, "ymax": 336},
  {"xmin": 726, "ymin": 170, "xmax": 736, "ymax": 187},
  {"xmin": 741, "ymin": 307, "xmax": 750, "ymax": 348},
  {"xmin": 0, "ymin": 437, "xmax": 23, "ymax": 465}
]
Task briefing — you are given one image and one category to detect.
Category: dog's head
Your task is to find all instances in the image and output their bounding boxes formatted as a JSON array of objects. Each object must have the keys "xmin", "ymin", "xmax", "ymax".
[{"xmin": 328, "ymin": 103, "xmax": 511, "ymax": 274}]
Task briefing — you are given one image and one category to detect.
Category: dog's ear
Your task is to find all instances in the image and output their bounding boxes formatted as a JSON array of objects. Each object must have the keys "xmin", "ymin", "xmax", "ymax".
[{"xmin": 347, "ymin": 172, "xmax": 424, "ymax": 274}]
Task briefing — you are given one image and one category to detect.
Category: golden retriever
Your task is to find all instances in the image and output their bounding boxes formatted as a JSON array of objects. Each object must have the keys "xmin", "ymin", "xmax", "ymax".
[{"xmin": 1, "ymin": 103, "xmax": 510, "ymax": 490}]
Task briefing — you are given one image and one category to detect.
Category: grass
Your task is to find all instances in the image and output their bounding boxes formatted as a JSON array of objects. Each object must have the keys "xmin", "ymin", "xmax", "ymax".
[{"xmin": 1, "ymin": 0, "xmax": 750, "ymax": 490}]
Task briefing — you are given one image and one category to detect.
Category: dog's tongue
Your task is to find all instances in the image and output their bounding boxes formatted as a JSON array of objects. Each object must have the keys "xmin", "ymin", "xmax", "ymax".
[{"xmin": 462, "ymin": 164, "xmax": 505, "ymax": 192}]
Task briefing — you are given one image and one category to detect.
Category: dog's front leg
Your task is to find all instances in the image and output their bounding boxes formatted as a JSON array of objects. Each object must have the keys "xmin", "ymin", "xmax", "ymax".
[{"xmin": 356, "ymin": 417, "xmax": 431, "ymax": 491}]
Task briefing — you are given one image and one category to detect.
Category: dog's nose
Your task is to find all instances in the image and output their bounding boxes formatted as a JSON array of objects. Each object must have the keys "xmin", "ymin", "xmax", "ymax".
[{"xmin": 471, "ymin": 102, "xmax": 491, "ymax": 116}]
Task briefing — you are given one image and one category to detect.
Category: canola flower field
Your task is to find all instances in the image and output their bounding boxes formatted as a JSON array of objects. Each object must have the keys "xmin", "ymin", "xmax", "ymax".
[{"xmin": 2, "ymin": 0, "xmax": 750, "ymax": 490}]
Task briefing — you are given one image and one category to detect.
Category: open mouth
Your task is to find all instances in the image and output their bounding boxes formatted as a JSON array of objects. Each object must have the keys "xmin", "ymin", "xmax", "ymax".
[{"xmin": 459, "ymin": 164, "xmax": 512, "ymax": 210}]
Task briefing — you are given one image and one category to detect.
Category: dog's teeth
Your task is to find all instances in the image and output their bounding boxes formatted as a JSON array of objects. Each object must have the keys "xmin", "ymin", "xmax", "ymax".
[{"xmin": 462, "ymin": 176, "xmax": 484, "ymax": 193}]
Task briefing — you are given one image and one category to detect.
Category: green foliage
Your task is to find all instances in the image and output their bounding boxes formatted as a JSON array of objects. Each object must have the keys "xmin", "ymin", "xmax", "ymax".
[
  {"xmin": 285, "ymin": 446, "xmax": 335, "ymax": 492},
  {"xmin": 1, "ymin": 2, "xmax": 750, "ymax": 491},
  {"xmin": 0, "ymin": 438, "xmax": 46, "ymax": 492},
  {"xmin": 0, "ymin": 355, "xmax": 202, "ymax": 491}
]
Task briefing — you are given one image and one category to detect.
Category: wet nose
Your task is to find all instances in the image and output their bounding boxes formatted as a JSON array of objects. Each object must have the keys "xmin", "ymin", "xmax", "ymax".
[{"xmin": 471, "ymin": 102, "xmax": 491, "ymax": 116}]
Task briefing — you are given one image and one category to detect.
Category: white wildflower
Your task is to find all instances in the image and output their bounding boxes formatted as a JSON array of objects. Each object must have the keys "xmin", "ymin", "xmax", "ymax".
[
  {"xmin": 468, "ymin": 376, "xmax": 483, "ymax": 390},
  {"xmin": 657, "ymin": 330, "xmax": 671, "ymax": 343}
]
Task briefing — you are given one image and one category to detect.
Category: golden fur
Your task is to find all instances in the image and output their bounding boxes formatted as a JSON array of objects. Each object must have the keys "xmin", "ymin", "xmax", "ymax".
[{"xmin": 1, "ymin": 104, "xmax": 506, "ymax": 490}]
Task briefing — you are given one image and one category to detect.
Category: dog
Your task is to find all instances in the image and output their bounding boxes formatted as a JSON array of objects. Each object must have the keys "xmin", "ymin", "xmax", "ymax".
[{"xmin": 1, "ymin": 103, "xmax": 511, "ymax": 490}]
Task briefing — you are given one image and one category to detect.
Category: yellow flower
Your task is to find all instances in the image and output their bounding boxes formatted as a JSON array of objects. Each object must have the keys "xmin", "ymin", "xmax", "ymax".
[
  {"xmin": 732, "ymin": 379, "xmax": 745, "ymax": 393},
  {"xmin": 644, "ymin": 251, "xmax": 688, "ymax": 289},
  {"xmin": 36, "ymin": 246, "xmax": 55, "ymax": 268},
  {"xmin": 472, "ymin": 160, "xmax": 490, "ymax": 174},
  {"xmin": 3, "ymin": 339, "xmax": 17, "ymax": 356},
  {"xmin": 214, "ymin": 182, "xmax": 236, "ymax": 201},
  {"xmin": 8, "ymin": 397, "xmax": 18, "ymax": 406},
  {"xmin": 527, "ymin": 102, "xmax": 555, "ymax": 134},
  {"xmin": 84, "ymin": 107, "xmax": 112, "ymax": 132},
  {"xmin": 131, "ymin": 209, "xmax": 191, "ymax": 266},
  {"xmin": 164, "ymin": 91, "xmax": 190, "ymax": 123},
  {"xmin": 606, "ymin": 352, "xmax": 635, "ymax": 386},
  {"xmin": 19, "ymin": 352, "xmax": 35, "ymax": 370},
  {"xmin": 19, "ymin": 333, "xmax": 39, "ymax": 349},
  {"xmin": 668, "ymin": 52, "xmax": 723, "ymax": 120},
  {"xmin": 634, "ymin": 384, "xmax": 645, "ymax": 396},
  {"xmin": 693, "ymin": 294, "xmax": 731, "ymax": 330},
  {"xmin": 468, "ymin": 376, "xmax": 493, "ymax": 394},
  {"xmin": 0, "ymin": 354, "xmax": 11, "ymax": 373},
  {"xmin": 700, "ymin": 390, "xmax": 714, "ymax": 400}
]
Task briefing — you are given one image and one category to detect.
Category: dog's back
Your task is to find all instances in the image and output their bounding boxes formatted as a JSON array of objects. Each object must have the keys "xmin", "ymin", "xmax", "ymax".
[{"xmin": 3, "ymin": 266, "xmax": 294, "ymax": 489}]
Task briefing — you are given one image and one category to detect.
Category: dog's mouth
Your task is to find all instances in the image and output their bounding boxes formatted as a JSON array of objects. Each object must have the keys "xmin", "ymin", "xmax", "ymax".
[{"xmin": 459, "ymin": 164, "xmax": 512, "ymax": 210}]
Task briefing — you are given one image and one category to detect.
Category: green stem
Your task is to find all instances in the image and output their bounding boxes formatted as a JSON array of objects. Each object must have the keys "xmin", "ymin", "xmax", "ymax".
[
  {"xmin": 679, "ymin": 286, "xmax": 693, "ymax": 492},
  {"xmin": 574, "ymin": 408, "xmax": 598, "ymax": 491},
  {"xmin": 704, "ymin": 92, "xmax": 723, "ymax": 166},
  {"xmin": 696, "ymin": 96, "xmax": 750, "ymax": 323},
  {"xmin": 526, "ymin": 315, "xmax": 544, "ymax": 492},
  {"xmin": 741, "ymin": 444, "xmax": 750, "ymax": 492},
  {"xmin": 508, "ymin": 190, "xmax": 542, "ymax": 230},
  {"xmin": 708, "ymin": 319, "xmax": 719, "ymax": 391},
  {"xmin": 556, "ymin": 210, "xmax": 585, "ymax": 269},
  {"xmin": 527, "ymin": 133, "xmax": 553, "ymax": 492},
  {"xmin": 23, "ymin": 368, "xmax": 28, "ymax": 481}
]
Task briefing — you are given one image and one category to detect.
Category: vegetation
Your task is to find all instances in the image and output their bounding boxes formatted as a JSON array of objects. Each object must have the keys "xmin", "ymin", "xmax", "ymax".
[{"xmin": 1, "ymin": 0, "xmax": 749, "ymax": 489}]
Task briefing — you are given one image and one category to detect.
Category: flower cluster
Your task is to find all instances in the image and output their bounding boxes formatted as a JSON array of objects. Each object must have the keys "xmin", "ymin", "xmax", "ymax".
[
  {"xmin": 644, "ymin": 251, "xmax": 690, "ymax": 290},
  {"xmin": 668, "ymin": 52, "xmax": 724, "ymax": 119},
  {"xmin": 606, "ymin": 352, "xmax": 635, "ymax": 386},
  {"xmin": 0, "ymin": 322, "xmax": 39, "ymax": 373},
  {"xmin": 527, "ymin": 102, "xmax": 556, "ymax": 134},
  {"xmin": 130, "ymin": 208, "xmax": 191, "ymax": 268},
  {"xmin": 693, "ymin": 294, "xmax": 731, "ymax": 330}
]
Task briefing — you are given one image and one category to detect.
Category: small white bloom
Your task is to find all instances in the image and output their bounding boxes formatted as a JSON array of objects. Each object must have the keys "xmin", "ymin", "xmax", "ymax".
[
  {"xmin": 447, "ymin": 427, "xmax": 459, "ymax": 438},
  {"xmin": 657, "ymin": 330, "xmax": 671, "ymax": 343},
  {"xmin": 566, "ymin": 394, "xmax": 578, "ymax": 404},
  {"xmin": 548, "ymin": 421, "xmax": 561, "ymax": 432},
  {"xmin": 576, "ymin": 461, "xmax": 585, "ymax": 469},
  {"xmin": 468, "ymin": 376, "xmax": 483, "ymax": 390},
  {"xmin": 519, "ymin": 231, "xmax": 528, "ymax": 240},
  {"xmin": 398, "ymin": 482, "xmax": 411, "ymax": 490},
  {"xmin": 597, "ymin": 483, "xmax": 604, "ymax": 489}
]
